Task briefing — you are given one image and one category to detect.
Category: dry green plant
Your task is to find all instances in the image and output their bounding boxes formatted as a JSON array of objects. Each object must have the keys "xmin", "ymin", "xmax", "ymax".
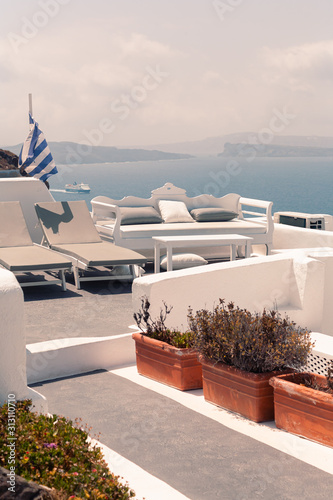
[
  {"xmin": 303, "ymin": 360, "xmax": 333, "ymax": 394},
  {"xmin": 327, "ymin": 360, "xmax": 333, "ymax": 392},
  {"xmin": 188, "ymin": 299, "xmax": 314, "ymax": 373},
  {"xmin": 133, "ymin": 296, "xmax": 195, "ymax": 348}
]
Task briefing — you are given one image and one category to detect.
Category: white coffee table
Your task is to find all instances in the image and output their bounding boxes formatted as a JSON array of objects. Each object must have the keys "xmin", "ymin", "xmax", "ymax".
[{"xmin": 153, "ymin": 234, "xmax": 253, "ymax": 273}]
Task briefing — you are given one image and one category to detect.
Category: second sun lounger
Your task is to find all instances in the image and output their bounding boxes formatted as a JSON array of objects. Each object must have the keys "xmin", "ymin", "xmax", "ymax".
[{"xmin": 34, "ymin": 200, "xmax": 147, "ymax": 289}]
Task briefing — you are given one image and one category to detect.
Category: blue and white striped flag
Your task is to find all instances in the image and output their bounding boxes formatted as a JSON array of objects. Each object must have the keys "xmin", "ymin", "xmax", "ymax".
[{"xmin": 19, "ymin": 113, "xmax": 58, "ymax": 181}]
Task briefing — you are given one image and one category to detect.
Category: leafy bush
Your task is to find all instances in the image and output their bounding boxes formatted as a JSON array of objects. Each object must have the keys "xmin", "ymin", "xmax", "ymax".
[
  {"xmin": 0, "ymin": 400, "xmax": 135, "ymax": 499},
  {"xmin": 133, "ymin": 296, "xmax": 195, "ymax": 348},
  {"xmin": 188, "ymin": 299, "xmax": 314, "ymax": 373}
]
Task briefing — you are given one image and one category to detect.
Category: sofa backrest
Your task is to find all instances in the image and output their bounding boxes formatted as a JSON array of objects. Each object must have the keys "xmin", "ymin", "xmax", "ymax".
[{"xmin": 92, "ymin": 183, "xmax": 241, "ymax": 215}]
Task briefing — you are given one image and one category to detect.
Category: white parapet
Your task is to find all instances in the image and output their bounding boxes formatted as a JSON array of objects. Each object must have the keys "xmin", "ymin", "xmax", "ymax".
[
  {"xmin": 133, "ymin": 249, "xmax": 333, "ymax": 337},
  {"xmin": 308, "ymin": 332, "xmax": 333, "ymax": 375},
  {"xmin": 26, "ymin": 333, "xmax": 136, "ymax": 384},
  {"xmin": 273, "ymin": 223, "xmax": 333, "ymax": 250},
  {"xmin": 0, "ymin": 269, "xmax": 47, "ymax": 412}
]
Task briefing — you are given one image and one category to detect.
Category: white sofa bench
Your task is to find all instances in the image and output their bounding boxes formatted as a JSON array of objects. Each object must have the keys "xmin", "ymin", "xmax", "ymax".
[{"xmin": 91, "ymin": 183, "xmax": 274, "ymax": 260}]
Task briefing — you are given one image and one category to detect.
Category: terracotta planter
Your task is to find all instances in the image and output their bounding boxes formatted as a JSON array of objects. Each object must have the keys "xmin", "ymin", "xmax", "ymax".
[
  {"xmin": 132, "ymin": 332, "xmax": 202, "ymax": 391},
  {"xmin": 270, "ymin": 372, "xmax": 333, "ymax": 447},
  {"xmin": 199, "ymin": 356, "xmax": 289, "ymax": 422}
]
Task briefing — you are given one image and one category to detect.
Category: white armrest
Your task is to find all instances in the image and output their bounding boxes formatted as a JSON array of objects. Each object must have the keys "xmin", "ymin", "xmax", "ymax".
[
  {"xmin": 91, "ymin": 201, "xmax": 120, "ymax": 220},
  {"xmin": 239, "ymin": 197, "xmax": 273, "ymax": 211},
  {"xmin": 91, "ymin": 200, "xmax": 121, "ymax": 243},
  {"xmin": 239, "ymin": 197, "xmax": 274, "ymax": 239}
]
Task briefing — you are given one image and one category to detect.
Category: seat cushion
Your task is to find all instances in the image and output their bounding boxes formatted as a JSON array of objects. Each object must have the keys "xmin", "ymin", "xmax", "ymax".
[
  {"xmin": 0, "ymin": 201, "xmax": 33, "ymax": 247},
  {"xmin": 120, "ymin": 220, "xmax": 266, "ymax": 239},
  {"xmin": 0, "ymin": 246, "xmax": 72, "ymax": 272},
  {"xmin": 35, "ymin": 201, "xmax": 102, "ymax": 245},
  {"xmin": 51, "ymin": 241, "xmax": 147, "ymax": 267}
]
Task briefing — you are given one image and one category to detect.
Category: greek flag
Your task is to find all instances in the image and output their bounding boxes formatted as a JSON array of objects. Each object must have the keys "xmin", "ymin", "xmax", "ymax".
[{"xmin": 19, "ymin": 113, "xmax": 58, "ymax": 181}]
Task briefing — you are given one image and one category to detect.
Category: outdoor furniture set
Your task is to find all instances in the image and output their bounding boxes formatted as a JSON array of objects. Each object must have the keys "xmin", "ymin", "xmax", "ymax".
[
  {"xmin": 0, "ymin": 182, "xmax": 274, "ymax": 289},
  {"xmin": 91, "ymin": 182, "xmax": 274, "ymax": 268}
]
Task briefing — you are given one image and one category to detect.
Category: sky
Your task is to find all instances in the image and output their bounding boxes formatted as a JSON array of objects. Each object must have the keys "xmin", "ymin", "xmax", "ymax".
[{"xmin": 1, "ymin": 0, "xmax": 333, "ymax": 148}]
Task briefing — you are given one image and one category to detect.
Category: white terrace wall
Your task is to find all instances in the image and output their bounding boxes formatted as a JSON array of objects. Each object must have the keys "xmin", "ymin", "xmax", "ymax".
[
  {"xmin": 273, "ymin": 223, "xmax": 333, "ymax": 250},
  {"xmin": 132, "ymin": 250, "xmax": 333, "ymax": 336},
  {"xmin": 0, "ymin": 269, "xmax": 27, "ymax": 402},
  {"xmin": 0, "ymin": 269, "xmax": 47, "ymax": 411}
]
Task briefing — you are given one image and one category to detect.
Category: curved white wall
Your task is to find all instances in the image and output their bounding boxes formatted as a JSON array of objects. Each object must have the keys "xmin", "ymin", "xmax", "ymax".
[
  {"xmin": 0, "ymin": 269, "xmax": 47, "ymax": 412},
  {"xmin": 0, "ymin": 269, "xmax": 27, "ymax": 402}
]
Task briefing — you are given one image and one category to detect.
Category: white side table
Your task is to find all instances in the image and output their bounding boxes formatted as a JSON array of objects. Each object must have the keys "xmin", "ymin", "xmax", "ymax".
[{"xmin": 153, "ymin": 234, "xmax": 253, "ymax": 273}]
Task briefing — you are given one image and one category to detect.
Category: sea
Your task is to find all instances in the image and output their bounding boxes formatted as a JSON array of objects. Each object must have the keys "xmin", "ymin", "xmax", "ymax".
[{"xmin": 49, "ymin": 156, "xmax": 333, "ymax": 216}]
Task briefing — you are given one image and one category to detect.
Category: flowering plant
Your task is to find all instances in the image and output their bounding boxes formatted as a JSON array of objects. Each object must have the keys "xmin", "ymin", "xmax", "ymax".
[{"xmin": 0, "ymin": 400, "xmax": 135, "ymax": 499}]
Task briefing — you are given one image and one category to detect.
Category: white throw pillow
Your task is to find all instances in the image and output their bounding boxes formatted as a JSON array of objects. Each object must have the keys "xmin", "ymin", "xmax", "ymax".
[
  {"xmin": 160, "ymin": 253, "xmax": 208, "ymax": 270},
  {"xmin": 158, "ymin": 200, "xmax": 194, "ymax": 223}
]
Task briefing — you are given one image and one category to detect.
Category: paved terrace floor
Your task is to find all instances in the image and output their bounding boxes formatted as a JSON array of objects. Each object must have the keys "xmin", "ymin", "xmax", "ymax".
[
  {"xmin": 22, "ymin": 268, "xmax": 333, "ymax": 500},
  {"xmin": 23, "ymin": 268, "xmax": 137, "ymax": 344}
]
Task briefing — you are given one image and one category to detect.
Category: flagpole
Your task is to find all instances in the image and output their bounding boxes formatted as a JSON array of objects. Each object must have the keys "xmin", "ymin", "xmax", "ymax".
[{"xmin": 28, "ymin": 93, "xmax": 33, "ymax": 119}]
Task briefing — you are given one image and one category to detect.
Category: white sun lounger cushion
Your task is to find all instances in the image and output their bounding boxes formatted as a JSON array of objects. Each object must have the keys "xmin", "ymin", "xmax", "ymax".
[
  {"xmin": 35, "ymin": 201, "xmax": 147, "ymax": 269},
  {"xmin": 51, "ymin": 242, "xmax": 147, "ymax": 267},
  {"xmin": 0, "ymin": 246, "xmax": 72, "ymax": 272}
]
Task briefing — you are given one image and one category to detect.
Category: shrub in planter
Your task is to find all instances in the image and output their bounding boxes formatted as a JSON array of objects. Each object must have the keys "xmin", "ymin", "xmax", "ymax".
[
  {"xmin": 132, "ymin": 297, "xmax": 202, "ymax": 390},
  {"xmin": 270, "ymin": 360, "xmax": 333, "ymax": 447},
  {"xmin": 188, "ymin": 299, "xmax": 313, "ymax": 422}
]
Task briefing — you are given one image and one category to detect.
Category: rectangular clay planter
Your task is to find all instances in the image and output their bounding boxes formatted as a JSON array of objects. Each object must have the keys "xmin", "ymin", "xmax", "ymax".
[
  {"xmin": 132, "ymin": 332, "xmax": 202, "ymax": 391},
  {"xmin": 269, "ymin": 372, "xmax": 333, "ymax": 448},
  {"xmin": 200, "ymin": 356, "xmax": 288, "ymax": 422}
]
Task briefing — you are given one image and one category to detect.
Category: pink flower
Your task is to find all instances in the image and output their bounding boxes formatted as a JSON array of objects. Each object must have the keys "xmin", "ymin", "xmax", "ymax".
[{"xmin": 43, "ymin": 443, "xmax": 57, "ymax": 449}]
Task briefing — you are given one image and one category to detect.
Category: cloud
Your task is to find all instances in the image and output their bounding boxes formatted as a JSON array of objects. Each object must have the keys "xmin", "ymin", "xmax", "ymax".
[
  {"xmin": 114, "ymin": 32, "xmax": 178, "ymax": 59},
  {"xmin": 0, "ymin": 25, "xmax": 182, "ymax": 145},
  {"xmin": 201, "ymin": 71, "xmax": 229, "ymax": 85},
  {"xmin": 261, "ymin": 39, "xmax": 333, "ymax": 89}
]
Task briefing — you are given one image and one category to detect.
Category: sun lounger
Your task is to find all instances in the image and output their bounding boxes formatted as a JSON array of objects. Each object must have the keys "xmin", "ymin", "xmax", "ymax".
[
  {"xmin": 0, "ymin": 201, "xmax": 72, "ymax": 290},
  {"xmin": 34, "ymin": 200, "xmax": 148, "ymax": 289}
]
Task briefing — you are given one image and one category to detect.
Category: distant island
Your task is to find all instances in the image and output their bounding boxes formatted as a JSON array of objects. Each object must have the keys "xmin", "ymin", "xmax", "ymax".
[
  {"xmin": 219, "ymin": 142, "xmax": 333, "ymax": 158},
  {"xmin": 4, "ymin": 142, "xmax": 193, "ymax": 165},
  {"xmin": 143, "ymin": 133, "xmax": 333, "ymax": 156}
]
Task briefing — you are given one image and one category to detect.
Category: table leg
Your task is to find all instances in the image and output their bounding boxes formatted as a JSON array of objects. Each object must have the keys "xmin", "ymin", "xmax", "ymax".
[
  {"xmin": 245, "ymin": 241, "xmax": 252, "ymax": 258},
  {"xmin": 154, "ymin": 242, "xmax": 161, "ymax": 273},
  {"xmin": 230, "ymin": 244, "xmax": 236, "ymax": 261},
  {"xmin": 166, "ymin": 244, "xmax": 173, "ymax": 272}
]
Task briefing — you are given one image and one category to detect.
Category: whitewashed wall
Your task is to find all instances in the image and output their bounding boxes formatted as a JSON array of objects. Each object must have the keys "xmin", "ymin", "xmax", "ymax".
[
  {"xmin": 273, "ymin": 223, "xmax": 333, "ymax": 250},
  {"xmin": 133, "ymin": 250, "xmax": 333, "ymax": 337},
  {"xmin": 0, "ymin": 269, "xmax": 47, "ymax": 412}
]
